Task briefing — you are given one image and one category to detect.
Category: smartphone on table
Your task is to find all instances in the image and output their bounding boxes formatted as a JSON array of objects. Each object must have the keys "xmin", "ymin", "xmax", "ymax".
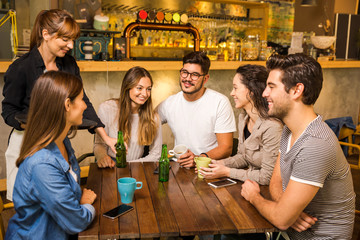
[
  {"xmin": 208, "ymin": 178, "xmax": 237, "ymax": 188},
  {"xmin": 103, "ymin": 204, "xmax": 134, "ymax": 219}
]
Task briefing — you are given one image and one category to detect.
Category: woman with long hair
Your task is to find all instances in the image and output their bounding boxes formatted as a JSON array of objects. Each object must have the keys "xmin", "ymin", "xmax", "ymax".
[
  {"xmin": 1, "ymin": 9, "xmax": 116, "ymax": 201},
  {"xmin": 94, "ymin": 66, "xmax": 162, "ymax": 167},
  {"xmin": 198, "ymin": 64, "xmax": 283, "ymax": 185},
  {"xmin": 5, "ymin": 71, "xmax": 96, "ymax": 240}
]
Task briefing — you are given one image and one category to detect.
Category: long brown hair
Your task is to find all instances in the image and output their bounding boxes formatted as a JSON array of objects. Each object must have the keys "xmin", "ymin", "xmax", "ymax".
[
  {"xmin": 118, "ymin": 66, "xmax": 158, "ymax": 145},
  {"xmin": 17, "ymin": 71, "xmax": 83, "ymax": 167},
  {"xmin": 236, "ymin": 64, "xmax": 269, "ymax": 119},
  {"xmin": 30, "ymin": 9, "xmax": 80, "ymax": 50}
]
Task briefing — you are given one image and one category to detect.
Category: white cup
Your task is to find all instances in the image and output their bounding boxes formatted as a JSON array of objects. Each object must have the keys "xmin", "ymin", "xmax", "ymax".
[{"xmin": 168, "ymin": 144, "xmax": 188, "ymax": 161}]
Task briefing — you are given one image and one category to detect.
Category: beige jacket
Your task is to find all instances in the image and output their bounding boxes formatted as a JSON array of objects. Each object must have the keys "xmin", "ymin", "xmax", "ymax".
[{"xmin": 222, "ymin": 112, "xmax": 283, "ymax": 185}]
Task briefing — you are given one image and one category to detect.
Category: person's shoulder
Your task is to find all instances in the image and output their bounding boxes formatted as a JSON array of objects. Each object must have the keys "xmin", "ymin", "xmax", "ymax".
[
  {"xmin": 21, "ymin": 148, "xmax": 58, "ymax": 171},
  {"xmin": 160, "ymin": 91, "xmax": 182, "ymax": 106},
  {"xmin": 63, "ymin": 53, "xmax": 77, "ymax": 63},
  {"xmin": 205, "ymin": 88, "xmax": 228, "ymax": 99},
  {"xmin": 261, "ymin": 118, "xmax": 283, "ymax": 130},
  {"xmin": 100, "ymin": 99, "xmax": 118, "ymax": 108},
  {"xmin": 5, "ymin": 52, "xmax": 32, "ymax": 73}
]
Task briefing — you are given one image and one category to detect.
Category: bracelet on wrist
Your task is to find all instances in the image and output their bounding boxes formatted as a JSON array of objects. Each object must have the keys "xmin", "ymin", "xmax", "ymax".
[{"xmin": 199, "ymin": 152, "xmax": 209, "ymax": 158}]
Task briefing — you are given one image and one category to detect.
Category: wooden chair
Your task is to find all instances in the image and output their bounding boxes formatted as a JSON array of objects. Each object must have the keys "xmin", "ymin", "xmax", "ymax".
[
  {"xmin": 0, "ymin": 196, "xmax": 5, "ymax": 240},
  {"xmin": 0, "ymin": 178, "xmax": 15, "ymax": 240},
  {"xmin": 77, "ymin": 153, "xmax": 94, "ymax": 179},
  {"xmin": 338, "ymin": 126, "xmax": 360, "ymax": 169}
]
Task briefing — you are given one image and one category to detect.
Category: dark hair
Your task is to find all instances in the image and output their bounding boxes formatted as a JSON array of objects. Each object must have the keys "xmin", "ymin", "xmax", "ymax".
[
  {"xmin": 30, "ymin": 9, "xmax": 80, "ymax": 50},
  {"xmin": 17, "ymin": 71, "xmax": 83, "ymax": 166},
  {"xmin": 266, "ymin": 53, "xmax": 323, "ymax": 105},
  {"xmin": 118, "ymin": 66, "xmax": 158, "ymax": 145},
  {"xmin": 236, "ymin": 64, "xmax": 269, "ymax": 118},
  {"xmin": 183, "ymin": 51, "xmax": 211, "ymax": 74}
]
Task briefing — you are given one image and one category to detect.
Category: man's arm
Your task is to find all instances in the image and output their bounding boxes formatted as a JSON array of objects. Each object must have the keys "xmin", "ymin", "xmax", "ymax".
[
  {"xmin": 178, "ymin": 132, "xmax": 233, "ymax": 167},
  {"xmin": 241, "ymin": 178, "xmax": 319, "ymax": 230},
  {"xmin": 267, "ymin": 153, "xmax": 318, "ymax": 232},
  {"xmin": 206, "ymin": 132, "xmax": 233, "ymax": 159},
  {"xmin": 269, "ymin": 154, "xmax": 283, "ymax": 201}
]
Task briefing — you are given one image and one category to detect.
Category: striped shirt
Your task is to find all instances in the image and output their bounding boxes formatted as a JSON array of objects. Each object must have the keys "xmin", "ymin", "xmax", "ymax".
[{"xmin": 280, "ymin": 116, "xmax": 355, "ymax": 240}]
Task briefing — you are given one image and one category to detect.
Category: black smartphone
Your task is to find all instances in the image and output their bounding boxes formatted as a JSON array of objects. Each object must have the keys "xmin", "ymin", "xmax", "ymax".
[
  {"xmin": 208, "ymin": 178, "xmax": 237, "ymax": 188},
  {"xmin": 153, "ymin": 165, "xmax": 171, "ymax": 174},
  {"xmin": 103, "ymin": 204, "xmax": 134, "ymax": 219}
]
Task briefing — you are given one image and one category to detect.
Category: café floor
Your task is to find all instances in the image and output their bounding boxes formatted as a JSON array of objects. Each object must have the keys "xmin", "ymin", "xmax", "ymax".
[{"xmin": 2, "ymin": 168, "xmax": 360, "ymax": 239}]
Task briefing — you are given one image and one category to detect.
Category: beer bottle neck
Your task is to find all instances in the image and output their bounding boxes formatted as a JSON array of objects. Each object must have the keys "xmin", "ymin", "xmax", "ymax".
[{"xmin": 117, "ymin": 131, "xmax": 124, "ymax": 144}]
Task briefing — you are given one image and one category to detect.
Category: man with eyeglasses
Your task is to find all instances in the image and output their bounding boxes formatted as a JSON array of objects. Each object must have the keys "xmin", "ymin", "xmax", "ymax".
[{"xmin": 157, "ymin": 51, "xmax": 236, "ymax": 168}]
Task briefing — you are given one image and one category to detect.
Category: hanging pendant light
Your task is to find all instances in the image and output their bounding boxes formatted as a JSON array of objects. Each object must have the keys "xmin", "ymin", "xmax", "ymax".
[{"xmin": 301, "ymin": 0, "xmax": 317, "ymax": 7}]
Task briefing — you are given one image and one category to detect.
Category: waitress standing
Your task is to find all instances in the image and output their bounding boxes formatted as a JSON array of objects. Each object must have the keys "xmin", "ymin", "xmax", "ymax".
[{"xmin": 1, "ymin": 9, "xmax": 116, "ymax": 201}]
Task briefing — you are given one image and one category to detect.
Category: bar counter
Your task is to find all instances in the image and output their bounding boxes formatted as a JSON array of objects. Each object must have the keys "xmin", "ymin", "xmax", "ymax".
[{"xmin": 2, "ymin": 60, "xmax": 360, "ymax": 73}]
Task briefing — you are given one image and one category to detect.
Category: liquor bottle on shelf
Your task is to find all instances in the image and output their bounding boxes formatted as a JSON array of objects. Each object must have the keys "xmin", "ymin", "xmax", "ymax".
[
  {"xmin": 115, "ymin": 131, "xmax": 127, "ymax": 168},
  {"xmin": 160, "ymin": 31, "xmax": 168, "ymax": 47},
  {"xmin": 130, "ymin": 31, "xmax": 138, "ymax": 47},
  {"xmin": 108, "ymin": 38, "xmax": 113, "ymax": 59},
  {"xmin": 138, "ymin": 30, "xmax": 144, "ymax": 46},
  {"xmin": 153, "ymin": 31, "xmax": 161, "ymax": 47},
  {"xmin": 228, "ymin": 36, "xmax": 237, "ymax": 61},
  {"xmin": 159, "ymin": 144, "xmax": 169, "ymax": 182},
  {"xmin": 167, "ymin": 32, "xmax": 174, "ymax": 47}
]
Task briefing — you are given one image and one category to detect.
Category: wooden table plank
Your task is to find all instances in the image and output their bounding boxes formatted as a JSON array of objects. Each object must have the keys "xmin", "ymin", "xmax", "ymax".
[
  {"xmin": 79, "ymin": 163, "xmax": 102, "ymax": 240},
  {"xmin": 211, "ymin": 186, "xmax": 256, "ymax": 233},
  {"xmin": 116, "ymin": 166, "xmax": 140, "ymax": 239},
  {"xmin": 171, "ymin": 163, "xmax": 220, "ymax": 235},
  {"xmin": 163, "ymin": 162, "xmax": 201, "ymax": 236},
  {"xmin": 99, "ymin": 167, "xmax": 120, "ymax": 240},
  {"xmin": 143, "ymin": 162, "xmax": 179, "ymax": 237},
  {"xmin": 130, "ymin": 162, "xmax": 160, "ymax": 238},
  {"xmin": 227, "ymin": 184, "xmax": 277, "ymax": 233},
  {"xmin": 191, "ymin": 179, "xmax": 238, "ymax": 234}
]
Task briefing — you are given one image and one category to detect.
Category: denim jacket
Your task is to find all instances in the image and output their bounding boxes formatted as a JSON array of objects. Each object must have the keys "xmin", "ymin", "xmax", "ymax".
[{"xmin": 5, "ymin": 137, "xmax": 95, "ymax": 240}]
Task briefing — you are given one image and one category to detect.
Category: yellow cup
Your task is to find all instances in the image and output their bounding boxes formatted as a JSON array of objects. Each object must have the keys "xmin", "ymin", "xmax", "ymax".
[{"xmin": 194, "ymin": 157, "xmax": 211, "ymax": 179}]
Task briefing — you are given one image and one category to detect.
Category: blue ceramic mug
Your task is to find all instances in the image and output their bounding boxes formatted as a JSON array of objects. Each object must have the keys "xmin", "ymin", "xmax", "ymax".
[{"xmin": 117, "ymin": 177, "xmax": 143, "ymax": 204}]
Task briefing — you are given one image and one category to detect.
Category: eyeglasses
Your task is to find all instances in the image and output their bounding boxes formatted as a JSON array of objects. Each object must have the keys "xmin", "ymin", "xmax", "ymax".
[{"xmin": 180, "ymin": 69, "xmax": 206, "ymax": 81}]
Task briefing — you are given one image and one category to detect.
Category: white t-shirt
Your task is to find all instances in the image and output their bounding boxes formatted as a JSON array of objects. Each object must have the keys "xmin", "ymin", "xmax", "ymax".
[{"xmin": 158, "ymin": 89, "xmax": 236, "ymax": 155}]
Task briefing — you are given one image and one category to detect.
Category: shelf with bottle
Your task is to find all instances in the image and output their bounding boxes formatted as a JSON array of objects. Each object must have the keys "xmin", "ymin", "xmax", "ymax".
[{"xmin": 80, "ymin": 29, "xmax": 122, "ymax": 35}]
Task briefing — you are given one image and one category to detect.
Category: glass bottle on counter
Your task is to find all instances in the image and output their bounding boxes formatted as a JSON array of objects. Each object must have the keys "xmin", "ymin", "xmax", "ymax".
[
  {"xmin": 115, "ymin": 131, "xmax": 127, "ymax": 168},
  {"xmin": 159, "ymin": 144, "xmax": 169, "ymax": 182}
]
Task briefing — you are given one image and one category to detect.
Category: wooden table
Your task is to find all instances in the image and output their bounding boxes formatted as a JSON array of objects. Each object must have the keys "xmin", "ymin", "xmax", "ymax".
[{"xmin": 79, "ymin": 162, "xmax": 276, "ymax": 239}]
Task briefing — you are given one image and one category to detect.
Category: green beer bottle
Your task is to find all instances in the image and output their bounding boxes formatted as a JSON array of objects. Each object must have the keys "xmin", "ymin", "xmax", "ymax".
[
  {"xmin": 159, "ymin": 144, "xmax": 169, "ymax": 182},
  {"xmin": 115, "ymin": 131, "xmax": 127, "ymax": 168}
]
